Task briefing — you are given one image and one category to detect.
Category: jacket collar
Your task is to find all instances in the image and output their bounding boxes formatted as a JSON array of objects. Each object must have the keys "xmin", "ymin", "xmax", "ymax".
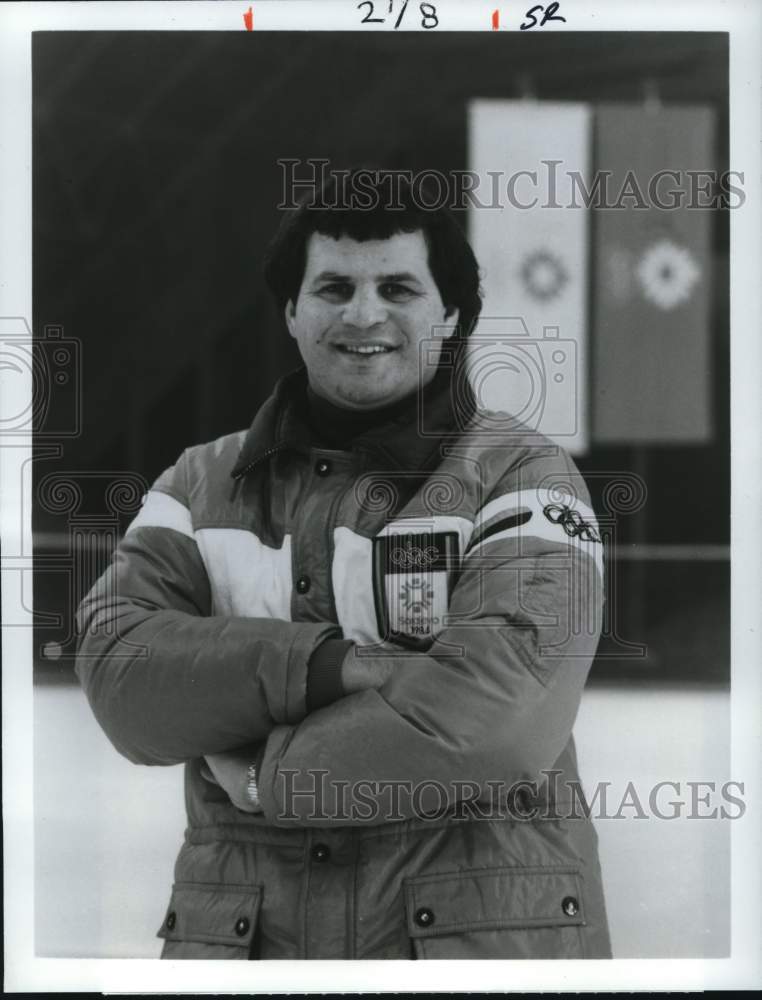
[{"xmin": 231, "ymin": 365, "xmax": 472, "ymax": 479}]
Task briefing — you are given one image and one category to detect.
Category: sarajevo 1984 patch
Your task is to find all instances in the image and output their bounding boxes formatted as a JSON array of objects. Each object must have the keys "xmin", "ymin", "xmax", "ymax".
[{"xmin": 372, "ymin": 532, "xmax": 460, "ymax": 649}]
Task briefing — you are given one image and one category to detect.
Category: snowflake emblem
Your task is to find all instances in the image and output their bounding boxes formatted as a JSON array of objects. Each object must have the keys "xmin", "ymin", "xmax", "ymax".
[
  {"xmin": 636, "ymin": 239, "xmax": 700, "ymax": 310},
  {"xmin": 399, "ymin": 577, "xmax": 434, "ymax": 615},
  {"xmin": 519, "ymin": 250, "xmax": 569, "ymax": 302}
]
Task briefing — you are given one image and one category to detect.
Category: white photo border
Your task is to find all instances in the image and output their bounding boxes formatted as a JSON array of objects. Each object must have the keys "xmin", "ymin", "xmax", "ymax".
[{"xmin": 2, "ymin": 0, "xmax": 760, "ymax": 992}]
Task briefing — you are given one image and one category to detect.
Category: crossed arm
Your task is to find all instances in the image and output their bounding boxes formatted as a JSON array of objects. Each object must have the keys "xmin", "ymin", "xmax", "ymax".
[
  {"xmin": 201, "ymin": 646, "xmax": 397, "ymax": 813},
  {"xmin": 74, "ymin": 524, "xmax": 403, "ymax": 788},
  {"xmin": 76, "ymin": 501, "xmax": 603, "ymax": 826}
]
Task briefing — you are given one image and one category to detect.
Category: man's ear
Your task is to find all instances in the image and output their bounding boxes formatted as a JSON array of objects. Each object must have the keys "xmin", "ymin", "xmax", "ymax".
[
  {"xmin": 284, "ymin": 300, "xmax": 297, "ymax": 338},
  {"xmin": 443, "ymin": 306, "xmax": 460, "ymax": 338}
]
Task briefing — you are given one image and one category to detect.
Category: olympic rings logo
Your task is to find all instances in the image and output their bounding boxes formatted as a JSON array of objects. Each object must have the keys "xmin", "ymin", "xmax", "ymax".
[
  {"xmin": 390, "ymin": 545, "xmax": 440, "ymax": 568},
  {"xmin": 543, "ymin": 503, "xmax": 601, "ymax": 543}
]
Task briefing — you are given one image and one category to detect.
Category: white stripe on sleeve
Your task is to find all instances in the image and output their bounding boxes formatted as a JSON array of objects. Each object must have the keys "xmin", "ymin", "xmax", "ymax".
[
  {"xmin": 470, "ymin": 489, "xmax": 604, "ymax": 578},
  {"xmin": 126, "ymin": 490, "xmax": 194, "ymax": 539}
]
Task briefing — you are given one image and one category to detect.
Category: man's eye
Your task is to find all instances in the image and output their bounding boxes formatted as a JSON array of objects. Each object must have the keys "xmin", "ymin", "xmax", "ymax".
[
  {"xmin": 318, "ymin": 283, "xmax": 353, "ymax": 301},
  {"xmin": 380, "ymin": 283, "xmax": 415, "ymax": 300}
]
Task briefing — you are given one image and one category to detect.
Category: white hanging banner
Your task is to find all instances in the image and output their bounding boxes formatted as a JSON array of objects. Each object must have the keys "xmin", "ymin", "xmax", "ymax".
[{"xmin": 467, "ymin": 100, "xmax": 592, "ymax": 454}]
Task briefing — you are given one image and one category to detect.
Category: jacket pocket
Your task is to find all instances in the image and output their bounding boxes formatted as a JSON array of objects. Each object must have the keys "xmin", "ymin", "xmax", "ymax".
[
  {"xmin": 404, "ymin": 865, "xmax": 586, "ymax": 960},
  {"xmin": 157, "ymin": 881, "xmax": 262, "ymax": 959}
]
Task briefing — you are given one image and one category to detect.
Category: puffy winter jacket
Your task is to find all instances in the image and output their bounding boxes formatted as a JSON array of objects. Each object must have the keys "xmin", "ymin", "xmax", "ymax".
[{"xmin": 75, "ymin": 366, "xmax": 612, "ymax": 960}]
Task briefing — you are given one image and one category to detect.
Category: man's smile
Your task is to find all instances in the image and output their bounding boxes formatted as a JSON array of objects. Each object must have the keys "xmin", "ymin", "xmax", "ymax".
[{"xmin": 335, "ymin": 345, "xmax": 396, "ymax": 356}]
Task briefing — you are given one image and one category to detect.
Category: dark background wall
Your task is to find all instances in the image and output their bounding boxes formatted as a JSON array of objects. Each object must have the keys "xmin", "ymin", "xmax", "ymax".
[{"xmin": 32, "ymin": 31, "xmax": 729, "ymax": 682}]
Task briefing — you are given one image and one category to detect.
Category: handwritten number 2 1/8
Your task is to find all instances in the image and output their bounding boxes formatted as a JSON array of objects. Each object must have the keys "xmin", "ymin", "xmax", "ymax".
[{"xmin": 357, "ymin": 1, "xmax": 439, "ymax": 29}]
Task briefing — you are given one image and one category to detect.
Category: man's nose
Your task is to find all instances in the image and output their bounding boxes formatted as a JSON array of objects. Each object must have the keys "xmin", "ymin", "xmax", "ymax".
[{"xmin": 341, "ymin": 288, "xmax": 388, "ymax": 329}]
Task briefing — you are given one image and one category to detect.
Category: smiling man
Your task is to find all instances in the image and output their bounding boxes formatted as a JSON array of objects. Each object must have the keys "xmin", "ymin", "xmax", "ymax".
[
  {"xmin": 75, "ymin": 170, "xmax": 611, "ymax": 960},
  {"xmin": 284, "ymin": 230, "xmax": 457, "ymax": 410}
]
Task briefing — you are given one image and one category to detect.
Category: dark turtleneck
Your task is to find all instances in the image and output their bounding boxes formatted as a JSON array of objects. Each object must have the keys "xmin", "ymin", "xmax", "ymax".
[{"xmin": 304, "ymin": 364, "xmax": 454, "ymax": 450}]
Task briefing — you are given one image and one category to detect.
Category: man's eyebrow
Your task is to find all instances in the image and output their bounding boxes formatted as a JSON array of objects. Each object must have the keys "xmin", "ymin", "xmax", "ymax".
[
  {"xmin": 380, "ymin": 271, "xmax": 423, "ymax": 285},
  {"xmin": 311, "ymin": 270, "xmax": 352, "ymax": 283},
  {"xmin": 309, "ymin": 270, "xmax": 424, "ymax": 284}
]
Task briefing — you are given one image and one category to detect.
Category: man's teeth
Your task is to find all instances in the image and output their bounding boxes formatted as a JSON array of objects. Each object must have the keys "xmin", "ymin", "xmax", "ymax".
[{"xmin": 339, "ymin": 344, "xmax": 392, "ymax": 354}]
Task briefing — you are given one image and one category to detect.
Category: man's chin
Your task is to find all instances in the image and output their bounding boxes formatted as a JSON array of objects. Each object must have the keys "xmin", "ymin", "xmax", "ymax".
[
  {"xmin": 335, "ymin": 394, "xmax": 395, "ymax": 412},
  {"xmin": 331, "ymin": 383, "xmax": 406, "ymax": 412}
]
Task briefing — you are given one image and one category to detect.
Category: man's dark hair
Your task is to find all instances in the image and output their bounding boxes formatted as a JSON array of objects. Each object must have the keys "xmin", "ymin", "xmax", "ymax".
[{"xmin": 263, "ymin": 168, "xmax": 483, "ymax": 348}]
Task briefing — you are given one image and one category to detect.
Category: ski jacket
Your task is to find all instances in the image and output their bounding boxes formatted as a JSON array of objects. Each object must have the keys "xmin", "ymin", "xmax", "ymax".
[{"xmin": 75, "ymin": 367, "xmax": 612, "ymax": 960}]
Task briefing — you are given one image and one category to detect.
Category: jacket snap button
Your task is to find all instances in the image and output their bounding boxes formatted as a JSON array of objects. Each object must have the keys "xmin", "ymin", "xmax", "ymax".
[
  {"xmin": 296, "ymin": 576, "xmax": 311, "ymax": 594},
  {"xmin": 165, "ymin": 911, "xmax": 176, "ymax": 931},
  {"xmin": 315, "ymin": 459, "xmax": 331, "ymax": 476},
  {"xmin": 311, "ymin": 843, "xmax": 330, "ymax": 862},
  {"xmin": 562, "ymin": 896, "xmax": 579, "ymax": 917},
  {"xmin": 414, "ymin": 907, "xmax": 434, "ymax": 927},
  {"xmin": 234, "ymin": 916, "xmax": 250, "ymax": 937}
]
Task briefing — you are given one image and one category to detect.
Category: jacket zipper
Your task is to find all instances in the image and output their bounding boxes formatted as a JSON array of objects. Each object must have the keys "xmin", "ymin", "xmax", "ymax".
[
  {"xmin": 232, "ymin": 443, "xmax": 286, "ymax": 481},
  {"xmin": 322, "ymin": 462, "xmax": 353, "ymax": 625}
]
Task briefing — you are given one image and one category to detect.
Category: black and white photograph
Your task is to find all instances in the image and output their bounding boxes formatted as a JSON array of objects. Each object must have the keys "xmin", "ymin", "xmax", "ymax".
[{"xmin": 1, "ymin": 0, "xmax": 760, "ymax": 992}]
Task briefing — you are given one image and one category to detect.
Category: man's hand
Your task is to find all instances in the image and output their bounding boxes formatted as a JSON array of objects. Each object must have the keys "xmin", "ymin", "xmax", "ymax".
[
  {"xmin": 202, "ymin": 746, "xmax": 265, "ymax": 813},
  {"xmin": 340, "ymin": 642, "xmax": 409, "ymax": 695}
]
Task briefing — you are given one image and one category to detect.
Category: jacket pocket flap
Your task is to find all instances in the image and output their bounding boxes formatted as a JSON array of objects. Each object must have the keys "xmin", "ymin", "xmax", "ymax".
[
  {"xmin": 157, "ymin": 881, "xmax": 262, "ymax": 948},
  {"xmin": 404, "ymin": 865, "xmax": 584, "ymax": 937}
]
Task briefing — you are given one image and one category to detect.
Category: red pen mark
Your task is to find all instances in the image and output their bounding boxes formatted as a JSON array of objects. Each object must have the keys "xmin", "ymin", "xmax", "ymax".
[
  {"xmin": 243, "ymin": 6, "xmax": 253, "ymax": 31},
  {"xmin": 492, "ymin": 9, "xmax": 500, "ymax": 29}
]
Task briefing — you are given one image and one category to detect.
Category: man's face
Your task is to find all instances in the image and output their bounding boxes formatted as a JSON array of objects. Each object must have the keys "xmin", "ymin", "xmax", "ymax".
[{"xmin": 285, "ymin": 230, "xmax": 458, "ymax": 410}]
